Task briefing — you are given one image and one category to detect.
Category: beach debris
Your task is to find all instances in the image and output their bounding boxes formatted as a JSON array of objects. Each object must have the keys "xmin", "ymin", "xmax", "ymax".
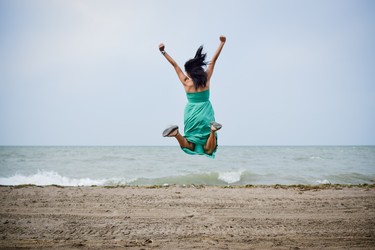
[
  {"xmin": 162, "ymin": 183, "xmax": 169, "ymax": 187},
  {"xmin": 144, "ymin": 239, "xmax": 153, "ymax": 244}
]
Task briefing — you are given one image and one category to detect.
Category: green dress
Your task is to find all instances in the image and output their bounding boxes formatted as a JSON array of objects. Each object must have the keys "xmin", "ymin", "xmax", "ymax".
[{"xmin": 182, "ymin": 89, "xmax": 217, "ymax": 158}]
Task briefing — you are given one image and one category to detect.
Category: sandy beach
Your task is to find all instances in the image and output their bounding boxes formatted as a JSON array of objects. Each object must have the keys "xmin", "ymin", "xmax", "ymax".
[{"xmin": 0, "ymin": 185, "xmax": 374, "ymax": 249}]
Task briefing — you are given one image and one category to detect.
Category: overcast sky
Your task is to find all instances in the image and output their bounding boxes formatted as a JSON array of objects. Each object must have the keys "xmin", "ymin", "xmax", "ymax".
[{"xmin": 0, "ymin": 0, "xmax": 374, "ymax": 146}]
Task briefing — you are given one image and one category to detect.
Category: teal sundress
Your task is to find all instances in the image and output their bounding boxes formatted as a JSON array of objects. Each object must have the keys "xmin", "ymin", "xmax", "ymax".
[{"xmin": 181, "ymin": 89, "xmax": 217, "ymax": 158}]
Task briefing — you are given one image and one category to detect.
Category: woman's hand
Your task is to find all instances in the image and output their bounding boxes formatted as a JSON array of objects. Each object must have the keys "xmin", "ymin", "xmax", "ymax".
[
  {"xmin": 159, "ymin": 43, "xmax": 165, "ymax": 51},
  {"xmin": 220, "ymin": 35, "xmax": 226, "ymax": 43}
]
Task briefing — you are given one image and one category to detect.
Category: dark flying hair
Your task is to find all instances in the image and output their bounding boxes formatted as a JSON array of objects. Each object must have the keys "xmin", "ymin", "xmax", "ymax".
[{"xmin": 184, "ymin": 46, "xmax": 208, "ymax": 90}]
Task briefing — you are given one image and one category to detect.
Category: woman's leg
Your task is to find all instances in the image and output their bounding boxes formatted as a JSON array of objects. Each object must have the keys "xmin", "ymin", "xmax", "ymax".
[
  {"xmin": 204, "ymin": 122, "xmax": 222, "ymax": 155},
  {"xmin": 175, "ymin": 132, "xmax": 194, "ymax": 150},
  {"xmin": 163, "ymin": 126, "xmax": 194, "ymax": 150},
  {"xmin": 204, "ymin": 130, "xmax": 217, "ymax": 155}
]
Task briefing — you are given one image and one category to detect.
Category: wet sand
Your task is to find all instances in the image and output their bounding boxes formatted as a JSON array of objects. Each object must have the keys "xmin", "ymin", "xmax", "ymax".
[{"xmin": 0, "ymin": 185, "xmax": 374, "ymax": 249}]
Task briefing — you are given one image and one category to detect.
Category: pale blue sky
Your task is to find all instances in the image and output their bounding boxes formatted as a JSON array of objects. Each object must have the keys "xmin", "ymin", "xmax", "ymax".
[{"xmin": 0, "ymin": 0, "xmax": 374, "ymax": 146}]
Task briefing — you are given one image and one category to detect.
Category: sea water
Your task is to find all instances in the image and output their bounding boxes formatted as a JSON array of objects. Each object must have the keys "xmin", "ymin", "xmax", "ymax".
[{"xmin": 0, "ymin": 146, "xmax": 374, "ymax": 186}]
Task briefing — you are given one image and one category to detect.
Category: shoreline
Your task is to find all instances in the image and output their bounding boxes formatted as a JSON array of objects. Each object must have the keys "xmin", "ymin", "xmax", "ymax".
[
  {"xmin": 3, "ymin": 183, "xmax": 375, "ymax": 189},
  {"xmin": 1, "ymin": 185, "xmax": 374, "ymax": 249}
]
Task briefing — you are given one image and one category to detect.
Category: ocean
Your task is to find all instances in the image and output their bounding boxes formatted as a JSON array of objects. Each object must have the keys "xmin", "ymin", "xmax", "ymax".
[{"xmin": 0, "ymin": 146, "xmax": 374, "ymax": 186}]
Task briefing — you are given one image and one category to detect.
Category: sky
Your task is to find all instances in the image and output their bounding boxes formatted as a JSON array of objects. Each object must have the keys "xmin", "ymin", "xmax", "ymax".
[{"xmin": 0, "ymin": 0, "xmax": 374, "ymax": 146}]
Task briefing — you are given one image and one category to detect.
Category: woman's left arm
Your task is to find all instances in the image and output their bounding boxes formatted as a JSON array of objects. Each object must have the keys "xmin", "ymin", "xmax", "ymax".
[
  {"xmin": 159, "ymin": 43, "xmax": 189, "ymax": 85},
  {"xmin": 206, "ymin": 36, "xmax": 226, "ymax": 81}
]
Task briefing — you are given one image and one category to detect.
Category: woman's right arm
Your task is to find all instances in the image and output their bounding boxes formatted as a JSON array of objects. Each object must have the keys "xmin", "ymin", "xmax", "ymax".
[
  {"xmin": 206, "ymin": 36, "xmax": 226, "ymax": 81},
  {"xmin": 159, "ymin": 43, "xmax": 189, "ymax": 85}
]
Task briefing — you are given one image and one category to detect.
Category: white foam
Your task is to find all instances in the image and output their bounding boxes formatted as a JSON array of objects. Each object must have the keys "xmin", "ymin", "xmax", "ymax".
[
  {"xmin": 310, "ymin": 156, "xmax": 323, "ymax": 160},
  {"xmin": 316, "ymin": 179, "xmax": 331, "ymax": 184},
  {"xmin": 218, "ymin": 170, "xmax": 244, "ymax": 184},
  {"xmin": 0, "ymin": 170, "xmax": 108, "ymax": 186}
]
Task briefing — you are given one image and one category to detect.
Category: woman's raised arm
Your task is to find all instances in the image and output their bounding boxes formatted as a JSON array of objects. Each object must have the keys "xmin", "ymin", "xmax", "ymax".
[
  {"xmin": 159, "ymin": 43, "xmax": 189, "ymax": 85},
  {"xmin": 206, "ymin": 36, "xmax": 226, "ymax": 81}
]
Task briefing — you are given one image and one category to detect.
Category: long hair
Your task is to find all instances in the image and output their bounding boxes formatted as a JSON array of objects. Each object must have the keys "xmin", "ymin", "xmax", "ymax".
[{"xmin": 184, "ymin": 46, "xmax": 208, "ymax": 90}]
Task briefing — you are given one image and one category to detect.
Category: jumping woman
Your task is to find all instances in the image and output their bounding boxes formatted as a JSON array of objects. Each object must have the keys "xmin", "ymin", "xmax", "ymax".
[{"xmin": 159, "ymin": 35, "xmax": 226, "ymax": 158}]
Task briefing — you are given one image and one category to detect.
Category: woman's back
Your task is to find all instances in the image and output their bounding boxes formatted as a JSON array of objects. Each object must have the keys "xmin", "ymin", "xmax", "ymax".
[{"xmin": 184, "ymin": 79, "xmax": 210, "ymax": 93}]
